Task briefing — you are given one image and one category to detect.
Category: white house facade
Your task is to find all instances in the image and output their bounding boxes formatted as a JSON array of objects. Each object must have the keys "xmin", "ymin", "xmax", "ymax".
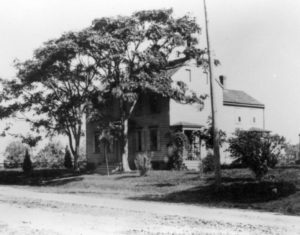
[{"xmin": 85, "ymin": 60, "xmax": 265, "ymax": 169}]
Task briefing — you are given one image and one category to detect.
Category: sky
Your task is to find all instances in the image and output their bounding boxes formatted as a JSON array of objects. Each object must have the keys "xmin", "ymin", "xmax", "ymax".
[{"xmin": 1, "ymin": 0, "xmax": 300, "ymax": 147}]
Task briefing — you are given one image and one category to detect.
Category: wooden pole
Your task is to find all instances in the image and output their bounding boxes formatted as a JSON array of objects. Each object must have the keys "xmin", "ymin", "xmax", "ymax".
[{"xmin": 203, "ymin": 0, "xmax": 221, "ymax": 186}]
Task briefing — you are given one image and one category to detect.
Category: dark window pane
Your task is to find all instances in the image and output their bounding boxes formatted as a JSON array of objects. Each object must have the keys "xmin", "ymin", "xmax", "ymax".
[
  {"xmin": 137, "ymin": 131, "xmax": 142, "ymax": 151},
  {"xmin": 94, "ymin": 132, "xmax": 101, "ymax": 153},
  {"xmin": 149, "ymin": 96, "xmax": 161, "ymax": 114},
  {"xmin": 150, "ymin": 128, "xmax": 158, "ymax": 151}
]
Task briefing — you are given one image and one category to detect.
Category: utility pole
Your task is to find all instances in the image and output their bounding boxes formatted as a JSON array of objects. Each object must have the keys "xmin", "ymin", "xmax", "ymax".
[
  {"xmin": 203, "ymin": 0, "xmax": 221, "ymax": 187},
  {"xmin": 298, "ymin": 134, "xmax": 300, "ymax": 160}
]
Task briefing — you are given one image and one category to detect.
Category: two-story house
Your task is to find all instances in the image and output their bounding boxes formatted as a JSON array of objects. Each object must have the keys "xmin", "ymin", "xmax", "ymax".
[{"xmin": 85, "ymin": 60, "xmax": 265, "ymax": 169}]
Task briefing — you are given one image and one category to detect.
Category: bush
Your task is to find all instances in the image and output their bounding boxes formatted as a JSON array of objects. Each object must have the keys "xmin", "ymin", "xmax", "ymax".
[
  {"xmin": 228, "ymin": 130, "xmax": 286, "ymax": 180},
  {"xmin": 22, "ymin": 149, "xmax": 32, "ymax": 174},
  {"xmin": 166, "ymin": 131, "xmax": 189, "ymax": 170},
  {"xmin": 135, "ymin": 152, "xmax": 151, "ymax": 176},
  {"xmin": 4, "ymin": 141, "xmax": 29, "ymax": 168},
  {"xmin": 64, "ymin": 147, "xmax": 73, "ymax": 169},
  {"xmin": 202, "ymin": 152, "xmax": 215, "ymax": 173},
  {"xmin": 85, "ymin": 162, "xmax": 97, "ymax": 171},
  {"xmin": 35, "ymin": 141, "xmax": 64, "ymax": 168}
]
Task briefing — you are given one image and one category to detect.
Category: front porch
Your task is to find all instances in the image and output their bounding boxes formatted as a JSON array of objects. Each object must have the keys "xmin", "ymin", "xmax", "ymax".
[{"xmin": 171, "ymin": 122, "xmax": 205, "ymax": 171}]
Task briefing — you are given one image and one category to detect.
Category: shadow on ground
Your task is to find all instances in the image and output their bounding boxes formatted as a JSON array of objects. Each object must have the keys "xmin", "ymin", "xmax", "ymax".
[
  {"xmin": 129, "ymin": 179, "xmax": 297, "ymax": 205},
  {"xmin": 0, "ymin": 169, "xmax": 83, "ymax": 186}
]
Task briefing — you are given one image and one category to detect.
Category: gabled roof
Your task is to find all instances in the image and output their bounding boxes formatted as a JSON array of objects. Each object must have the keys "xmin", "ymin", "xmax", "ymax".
[
  {"xmin": 164, "ymin": 66, "xmax": 183, "ymax": 78},
  {"xmin": 223, "ymin": 89, "xmax": 265, "ymax": 109}
]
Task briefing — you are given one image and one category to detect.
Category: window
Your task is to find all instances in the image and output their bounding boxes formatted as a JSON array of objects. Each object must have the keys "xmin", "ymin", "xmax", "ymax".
[
  {"xmin": 94, "ymin": 132, "xmax": 101, "ymax": 153},
  {"xmin": 136, "ymin": 130, "xmax": 143, "ymax": 152},
  {"xmin": 149, "ymin": 128, "xmax": 158, "ymax": 151},
  {"xmin": 135, "ymin": 96, "xmax": 144, "ymax": 116},
  {"xmin": 149, "ymin": 95, "xmax": 161, "ymax": 114}
]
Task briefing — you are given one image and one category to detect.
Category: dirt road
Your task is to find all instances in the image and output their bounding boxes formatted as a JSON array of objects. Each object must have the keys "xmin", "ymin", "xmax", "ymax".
[{"xmin": 0, "ymin": 186, "xmax": 298, "ymax": 234}]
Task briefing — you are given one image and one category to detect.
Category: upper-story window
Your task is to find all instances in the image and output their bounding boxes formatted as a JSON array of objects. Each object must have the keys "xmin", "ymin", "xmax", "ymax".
[
  {"xmin": 185, "ymin": 68, "xmax": 192, "ymax": 82},
  {"xmin": 149, "ymin": 95, "xmax": 161, "ymax": 114},
  {"xmin": 135, "ymin": 96, "xmax": 144, "ymax": 116}
]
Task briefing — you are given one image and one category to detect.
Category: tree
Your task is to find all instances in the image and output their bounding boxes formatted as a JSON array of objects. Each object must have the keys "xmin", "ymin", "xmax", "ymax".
[
  {"xmin": 64, "ymin": 146, "xmax": 73, "ymax": 169},
  {"xmin": 87, "ymin": 9, "xmax": 207, "ymax": 171},
  {"xmin": 192, "ymin": 118, "xmax": 226, "ymax": 150},
  {"xmin": 0, "ymin": 32, "xmax": 104, "ymax": 170},
  {"xmin": 228, "ymin": 130, "xmax": 286, "ymax": 180},
  {"xmin": 22, "ymin": 149, "xmax": 32, "ymax": 174},
  {"xmin": 1, "ymin": 9, "xmax": 208, "ymax": 172},
  {"xmin": 99, "ymin": 129, "xmax": 114, "ymax": 176},
  {"xmin": 4, "ymin": 141, "xmax": 29, "ymax": 168}
]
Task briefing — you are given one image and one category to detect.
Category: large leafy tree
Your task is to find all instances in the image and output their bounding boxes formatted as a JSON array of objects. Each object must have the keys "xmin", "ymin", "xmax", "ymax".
[
  {"xmin": 1, "ymin": 9, "xmax": 208, "ymax": 172},
  {"xmin": 84, "ymin": 9, "xmax": 207, "ymax": 171},
  {"xmin": 0, "ymin": 32, "xmax": 103, "ymax": 170}
]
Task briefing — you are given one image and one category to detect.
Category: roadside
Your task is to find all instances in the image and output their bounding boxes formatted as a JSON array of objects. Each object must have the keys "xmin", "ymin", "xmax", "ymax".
[{"xmin": 0, "ymin": 185, "xmax": 299, "ymax": 234}]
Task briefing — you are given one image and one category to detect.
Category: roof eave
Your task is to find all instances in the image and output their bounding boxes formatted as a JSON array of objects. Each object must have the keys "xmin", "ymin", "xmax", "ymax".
[{"xmin": 223, "ymin": 101, "xmax": 265, "ymax": 109}]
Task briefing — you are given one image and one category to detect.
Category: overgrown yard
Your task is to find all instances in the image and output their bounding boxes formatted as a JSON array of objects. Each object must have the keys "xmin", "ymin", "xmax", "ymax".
[{"xmin": 0, "ymin": 167, "xmax": 299, "ymax": 216}]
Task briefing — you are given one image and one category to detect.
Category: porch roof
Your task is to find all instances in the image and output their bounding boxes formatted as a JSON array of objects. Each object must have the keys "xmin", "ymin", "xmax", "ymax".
[{"xmin": 171, "ymin": 121, "xmax": 203, "ymax": 129}]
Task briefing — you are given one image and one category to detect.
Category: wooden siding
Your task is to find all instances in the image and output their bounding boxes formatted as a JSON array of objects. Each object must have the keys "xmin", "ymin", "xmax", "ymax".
[
  {"xmin": 129, "ymin": 94, "xmax": 170, "ymax": 164},
  {"xmin": 86, "ymin": 94, "xmax": 171, "ymax": 167}
]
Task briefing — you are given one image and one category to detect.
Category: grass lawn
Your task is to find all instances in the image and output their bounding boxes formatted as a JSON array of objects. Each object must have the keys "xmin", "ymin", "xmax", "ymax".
[{"xmin": 0, "ymin": 167, "xmax": 299, "ymax": 215}]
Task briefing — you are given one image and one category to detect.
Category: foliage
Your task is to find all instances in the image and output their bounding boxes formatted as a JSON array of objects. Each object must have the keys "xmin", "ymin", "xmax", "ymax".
[
  {"xmin": 64, "ymin": 146, "xmax": 73, "ymax": 169},
  {"xmin": 135, "ymin": 152, "xmax": 151, "ymax": 176},
  {"xmin": 283, "ymin": 143, "xmax": 298, "ymax": 164},
  {"xmin": 22, "ymin": 149, "xmax": 33, "ymax": 174},
  {"xmin": 0, "ymin": 30, "xmax": 105, "ymax": 170},
  {"xmin": 166, "ymin": 131, "xmax": 189, "ymax": 170},
  {"xmin": 87, "ymin": 9, "xmax": 208, "ymax": 171},
  {"xmin": 202, "ymin": 152, "xmax": 215, "ymax": 173},
  {"xmin": 0, "ymin": 9, "xmax": 209, "ymax": 172},
  {"xmin": 228, "ymin": 130, "xmax": 286, "ymax": 180},
  {"xmin": 35, "ymin": 141, "xmax": 65, "ymax": 168},
  {"xmin": 192, "ymin": 118, "xmax": 226, "ymax": 149},
  {"xmin": 21, "ymin": 134, "xmax": 42, "ymax": 148},
  {"xmin": 4, "ymin": 141, "xmax": 29, "ymax": 168}
]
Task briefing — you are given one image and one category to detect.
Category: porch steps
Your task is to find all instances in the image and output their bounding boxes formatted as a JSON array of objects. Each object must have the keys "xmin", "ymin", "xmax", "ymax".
[{"xmin": 95, "ymin": 163, "xmax": 122, "ymax": 175}]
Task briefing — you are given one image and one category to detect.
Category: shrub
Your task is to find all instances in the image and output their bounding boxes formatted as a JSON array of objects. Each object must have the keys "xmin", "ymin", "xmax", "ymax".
[
  {"xmin": 22, "ymin": 149, "xmax": 32, "ymax": 174},
  {"xmin": 64, "ymin": 147, "xmax": 73, "ymax": 169},
  {"xmin": 202, "ymin": 152, "xmax": 215, "ymax": 173},
  {"xmin": 85, "ymin": 162, "xmax": 97, "ymax": 171},
  {"xmin": 135, "ymin": 152, "xmax": 151, "ymax": 176},
  {"xmin": 4, "ymin": 141, "xmax": 29, "ymax": 168},
  {"xmin": 228, "ymin": 130, "xmax": 286, "ymax": 180},
  {"xmin": 166, "ymin": 131, "xmax": 189, "ymax": 170},
  {"xmin": 35, "ymin": 141, "xmax": 64, "ymax": 168}
]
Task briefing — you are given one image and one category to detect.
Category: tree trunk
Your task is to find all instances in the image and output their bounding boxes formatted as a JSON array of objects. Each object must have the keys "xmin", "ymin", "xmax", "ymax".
[
  {"xmin": 104, "ymin": 143, "xmax": 110, "ymax": 176},
  {"xmin": 73, "ymin": 142, "xmax": 80, "ymax": 172},
  {"xmin": 121, "ymin": 118, "xmax": 131, "ymax": 172}
]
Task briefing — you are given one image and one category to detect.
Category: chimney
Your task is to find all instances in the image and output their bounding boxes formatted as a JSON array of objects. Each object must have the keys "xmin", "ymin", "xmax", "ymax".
[{"xmin": 219, "ymin": 75, "xmax": 226, "ymax": 89}]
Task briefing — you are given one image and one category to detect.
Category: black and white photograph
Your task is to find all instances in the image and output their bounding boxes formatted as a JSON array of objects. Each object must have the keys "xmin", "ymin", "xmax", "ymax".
[{"xmin": 0, "ymin": 0, "xmax": 299, "ymax": 234}]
